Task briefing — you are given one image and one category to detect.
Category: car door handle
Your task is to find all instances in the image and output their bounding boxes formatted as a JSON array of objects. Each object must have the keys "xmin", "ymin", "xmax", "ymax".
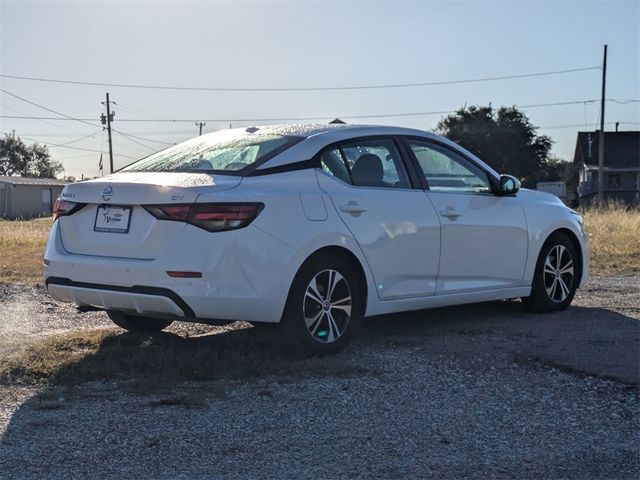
[
  {"xmin": 340, "ymin": 203, "xmax": 367, "ymax": 215},
  {"xmin": 440, "ymin": 209, "xmax": 462, "ymax": 219}
]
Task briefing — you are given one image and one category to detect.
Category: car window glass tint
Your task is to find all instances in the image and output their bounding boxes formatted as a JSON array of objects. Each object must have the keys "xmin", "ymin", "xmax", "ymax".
[
  {"xmin": 323, "ymin": 139, "xmax": 410, "ymax": 189},
  {"xmin": 409, "ymin": 141, "xmax": 490, "ymax": 193},
  {"xmin": 121, "ymin": 133, "xmax": 301, "ymax": 173},
  {"xmin": 320, "ymin": 149, "xmax": 351, "ymax": 183}
]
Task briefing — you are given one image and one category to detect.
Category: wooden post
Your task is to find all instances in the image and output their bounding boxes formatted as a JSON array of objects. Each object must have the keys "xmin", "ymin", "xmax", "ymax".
[{"xmin": 597, "ymin": 45, "xmax": 607, "ymax": 203}]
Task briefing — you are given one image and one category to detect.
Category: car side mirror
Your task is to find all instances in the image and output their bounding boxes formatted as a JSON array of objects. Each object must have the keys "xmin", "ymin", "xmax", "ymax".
[{"xmin": 498, "ymin": 174, "xmax": 520, "ymax": 195}]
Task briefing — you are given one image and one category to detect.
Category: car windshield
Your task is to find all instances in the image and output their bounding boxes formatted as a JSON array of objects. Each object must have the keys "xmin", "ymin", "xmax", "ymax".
[{"xmin": 121, "ymin": 131, "xmax": 302, "ymax": 174}]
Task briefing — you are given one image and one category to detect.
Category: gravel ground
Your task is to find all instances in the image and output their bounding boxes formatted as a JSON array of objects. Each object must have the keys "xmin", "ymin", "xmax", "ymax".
[{"xmin": 0, "ymin": 275, "xmax": 638, "ymax": 479}]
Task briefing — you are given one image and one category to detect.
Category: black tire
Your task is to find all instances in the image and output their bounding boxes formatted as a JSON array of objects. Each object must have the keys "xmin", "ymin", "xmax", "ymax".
[
  {"xmin": 523, "ymin": 232, "xmax": 580, "ymax": 313},
  {"xmin": 278, "ymin": 253, "xmax": 364, "ymax": 356},
  {"xmin": 107, "ymin": 311, "xmax": 173, "ymax": 332}
]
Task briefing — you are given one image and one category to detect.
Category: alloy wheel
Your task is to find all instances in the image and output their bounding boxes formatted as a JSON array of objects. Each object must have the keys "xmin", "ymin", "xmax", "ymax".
[
  {"xmin": 543, "ymin": 244, "xmax": 575, "ymax": 303},
  {"xmin": 303, "ymin": 269, "xmax": 352, "ymax": 343}
]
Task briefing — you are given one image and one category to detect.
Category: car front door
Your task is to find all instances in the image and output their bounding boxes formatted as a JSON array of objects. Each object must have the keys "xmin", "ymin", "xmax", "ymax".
[
  {"xmin": 403, "ymin": 138, "xmax": 528, "ymax": 294},
  {"xmin": 316, "ymin": 136, "xmax": 441, "ymax": 300}
]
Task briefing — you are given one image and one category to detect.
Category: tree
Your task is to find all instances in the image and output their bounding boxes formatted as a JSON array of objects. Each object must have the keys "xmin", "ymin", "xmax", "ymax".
[
  {"xmin": 0, "ymin": 131, "xmax": 63, "ymax": 178},
  {"xmin": 435, "ymin": 105, "xmax": 554, "ymax": 188}
]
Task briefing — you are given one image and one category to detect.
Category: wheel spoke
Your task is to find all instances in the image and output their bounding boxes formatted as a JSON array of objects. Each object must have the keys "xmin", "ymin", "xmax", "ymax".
[
  {"xmin": 556, "ymin": 245, "xmax": 566, "ymax": 270},
  {"xmin": 305, "ymin": 290, "xmax": 323, "ymax": 306},
  {"xmin": 310, "ymin": 313, "xmax": 325, "ymax": 335},
  {"xmin": 331, "ymin": 295, "xmax": 351, "ymax": 308},
  {"xmin": 327, "ymin": 271, "xmax": 344, "ymax": 302},
  {"xmin": 326, "ymin": 311, "xmax": 340, "ymax": 342},
  {"xmin": 331, "ymin": 305, "xmax": 352, "ymax": 316},
  {"xmin": 306, "ymin": 278, "xmax": 324, "ymax": 305},
  {"xmin": 546, "ymin": 277, "xmax": 558, "ymax": 300},
  {"xmin": 560, "ymin": 260, "xmax": 574, "ymax": 276},
  {"xmin": 304, "ymin": 310, "xmax": 323, "ymax": 329},
  {"xmin": 558, "ymin": 277, "xmax": 570, "ymax": 301},
  {"xmin": 331, "ymin": 295, "xmax": 352, "ymax": 316},
  {"xmin": 552, "ymin": 279, "xmax": 560, "ymax": 301},
  {"xmin": 544, "ymin": 256, "xmax": 555, "ymax": 275}
]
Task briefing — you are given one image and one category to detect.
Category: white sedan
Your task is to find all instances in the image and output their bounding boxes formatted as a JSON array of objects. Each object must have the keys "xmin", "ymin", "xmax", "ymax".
[{"xmin": 44, "ymin": 124, "xmax": 589, "ymax": 355}]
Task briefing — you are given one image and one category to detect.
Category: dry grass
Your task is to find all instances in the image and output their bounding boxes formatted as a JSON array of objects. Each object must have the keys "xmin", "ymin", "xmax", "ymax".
[
  {"xmin": 580, "ymin": 202, "xmax": 640, "ymax": 275},
  {"xmin": 0, "ymin": 205, "xmax": 638, "ymax": 285},
  {"xmin": 0, "ymin": 328, "xmax": 378, "ymax": 387},
  {"xmin": 0, "ymin": 217, "xmax": 52, "ymax": 285}
]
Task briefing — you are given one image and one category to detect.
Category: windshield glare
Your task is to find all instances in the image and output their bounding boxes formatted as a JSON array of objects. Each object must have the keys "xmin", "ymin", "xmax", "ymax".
[{"xmin": 121, "ymin": 132, "xmax": 301, "ymax": 174}]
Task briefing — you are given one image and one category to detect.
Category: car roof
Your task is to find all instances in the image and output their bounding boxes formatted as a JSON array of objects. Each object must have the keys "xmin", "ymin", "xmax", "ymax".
[
  {"xmin": 237, "ymin": 123, "xmax": 436, "ymax": 140},
  {"xmin": 253, "ymin": 123, "xmax": 440, "ymax": 170},
  {"xmin": 254, "ymin": 124, "xmax": 499, "ymax": 180}
]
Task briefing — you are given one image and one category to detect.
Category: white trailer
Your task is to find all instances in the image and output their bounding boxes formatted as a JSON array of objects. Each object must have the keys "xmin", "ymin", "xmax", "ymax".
[{"xmin": 537, "ymin": 181, "xmax": 567, "ymax": 202}]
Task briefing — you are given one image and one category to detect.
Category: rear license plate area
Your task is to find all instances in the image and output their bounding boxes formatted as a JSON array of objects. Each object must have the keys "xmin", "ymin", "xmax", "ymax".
[{"xmin": 94, "ymin": 205, "xmax": 132, "ymax": 233}]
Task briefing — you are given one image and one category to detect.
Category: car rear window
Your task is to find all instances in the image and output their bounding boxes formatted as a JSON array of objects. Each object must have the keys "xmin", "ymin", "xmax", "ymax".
[{"xmin": 121, "ymin": 131, "xmax": 302, "ymax": 174}]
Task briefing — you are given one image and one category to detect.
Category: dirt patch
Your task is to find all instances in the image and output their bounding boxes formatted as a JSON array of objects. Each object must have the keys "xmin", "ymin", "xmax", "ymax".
[
  {"xmin": 0, "ymin": 274, "xmax": 638, "ymax": 479},
  {"xmin": 0, "ymin": 326, "xmax": 381, "ymax": 387}
]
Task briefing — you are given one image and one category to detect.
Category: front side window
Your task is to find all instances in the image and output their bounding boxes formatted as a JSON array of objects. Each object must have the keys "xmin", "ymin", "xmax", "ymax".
[
  {"xmin": 319, "ymin": 138, "xmax": 411, "ymax": 189},
  {"xmin": 408, "ymin": 140, "xmax": 491, "ymax": 193},
  {"xmin": 121, "ymin": 131, "xmax": 302, "ymax": 174}
]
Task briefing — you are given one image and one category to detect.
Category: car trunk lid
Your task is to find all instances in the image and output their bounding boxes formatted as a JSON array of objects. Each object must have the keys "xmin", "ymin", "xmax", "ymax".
[{"xmin": 57, "ymin": 172, "xmax": 241, "ymax": 259}]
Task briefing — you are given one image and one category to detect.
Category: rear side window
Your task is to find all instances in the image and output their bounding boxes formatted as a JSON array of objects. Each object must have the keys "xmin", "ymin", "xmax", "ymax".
[
  {"xmin": 320, "ymin": 149, "xmax": 351, "ymax": 183},
  {"xmin": 121, "ymin": 132, "xmax": 302, "ymax": 174},
  {"xmin": 319, "ymin": 138, "xmax": 411, "ymax": 189}
]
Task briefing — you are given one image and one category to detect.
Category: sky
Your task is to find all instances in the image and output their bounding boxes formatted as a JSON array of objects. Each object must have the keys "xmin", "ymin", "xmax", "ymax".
[{"xmin": 1, "ymin": 0, "xmax": 639, "ymax": 179}]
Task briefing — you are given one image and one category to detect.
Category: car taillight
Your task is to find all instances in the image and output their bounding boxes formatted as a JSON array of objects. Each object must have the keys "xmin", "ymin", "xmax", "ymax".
[
  {"xmin": 52, "ymin": 198, "xmax": 85, "ymax": 220},
  {"xmin": 143, "ymin": 203, "xmax": 264, "ymax": 232}
]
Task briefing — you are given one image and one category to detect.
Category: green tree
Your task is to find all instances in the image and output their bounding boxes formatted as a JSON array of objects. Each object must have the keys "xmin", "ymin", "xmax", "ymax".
[
  {"xmin": 435, "ymin": 105, "xmax": 554, "ymax": 188},
  {"xmin": 0, "ymin": 131, "xmax": 63, "ymax": 178},
  {"xmin": 535, "ymin": 155, "xmax": 578, "ymax": 186}
]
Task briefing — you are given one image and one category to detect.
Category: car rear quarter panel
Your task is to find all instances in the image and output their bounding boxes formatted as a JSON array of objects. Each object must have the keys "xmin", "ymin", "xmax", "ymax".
[{"xmin": 199, "ymin": 169, "xmax": 378, "ymax": 318}]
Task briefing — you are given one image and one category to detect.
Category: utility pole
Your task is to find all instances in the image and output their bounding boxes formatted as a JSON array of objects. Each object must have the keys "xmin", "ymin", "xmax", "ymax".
[
  {"xmin": 100, "ymin": 93, "xmax": 115, "ymax": 174},
  {"xmin": 597, "ymin": 45, "xmax": 607, "ymax": 203},
  {"xmin": 195, "ymin": 122, "xmax": 206, "ymax": 136}
]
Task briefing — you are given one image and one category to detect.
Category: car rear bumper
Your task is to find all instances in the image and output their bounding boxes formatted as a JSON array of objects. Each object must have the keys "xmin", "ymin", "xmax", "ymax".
[
  {"xmin": 46, "ymin": 277, "xmax": 193, "ymax": 318},
  {"xmin": 43, "ymin": 221, "xmax": 303, "ymax": 323}
]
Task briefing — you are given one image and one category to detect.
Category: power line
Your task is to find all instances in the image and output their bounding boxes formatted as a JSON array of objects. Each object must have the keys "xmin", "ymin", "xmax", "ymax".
[
  {"xmin": 55, "ymin": 129, "xmax": 103, "ymax": 146},
  {"xmin": 0, "ymin": 100, "xmax": 93, "ymax": 135},
  {"xmin": 0, "ymin": 129, "xmax": 138, "ymax": 159},
  {"xmin": 0, "ymin": 90, "xmax": 136, "ymax": 168},
  {"xmin": 2, "ymin": 89, "xmax": 171, "ymax": 152},
  {"xmin": 111, "ymin": 128, "xmax": 174, "ymax": 146},
  {"xmin": 2, "ymin": 97, "xmax": 637, "ymax": 124},
  {"xmin": 0, "ymin": 67, "xmax": 601, "ymax": 92},
  {"xmin": 1, "ymin": 131, "xmax": 104, "ymax": 137},
  {"xmin": 115, "ymin": 103, "xmax": 174, "ymax": 120},
  {"xmin": 51, "ymin": 152, "xmax": 98, "ymax": 160},
  {"xmin": 538, "ymin": 121, "xmax": 639, "ymax": 130},
  {"xmin": 0, "ymin": 88, "xmax": 100, "ymax": 128},
  {"xmin": 113, "ymin": 129, "xmax": 161, "ymax": 151},
  {"xmin": 44, "ymin": 141, "xmax": 135, "ymax": 158}
]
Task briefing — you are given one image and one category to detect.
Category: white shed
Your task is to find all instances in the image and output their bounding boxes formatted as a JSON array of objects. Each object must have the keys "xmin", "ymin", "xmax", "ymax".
[{"xmin": 0, "ymin": 176, "xmax": 68, "ymax": 219}]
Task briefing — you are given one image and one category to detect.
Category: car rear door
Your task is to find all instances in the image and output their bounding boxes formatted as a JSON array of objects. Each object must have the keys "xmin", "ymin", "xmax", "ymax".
[
  {"xmin": 402, "ymin": 137, "xmax": 528, "ymax": 294},
  {"xmin": 315, "ymin": 136, "xmax": 441, "ymax": 300}
]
